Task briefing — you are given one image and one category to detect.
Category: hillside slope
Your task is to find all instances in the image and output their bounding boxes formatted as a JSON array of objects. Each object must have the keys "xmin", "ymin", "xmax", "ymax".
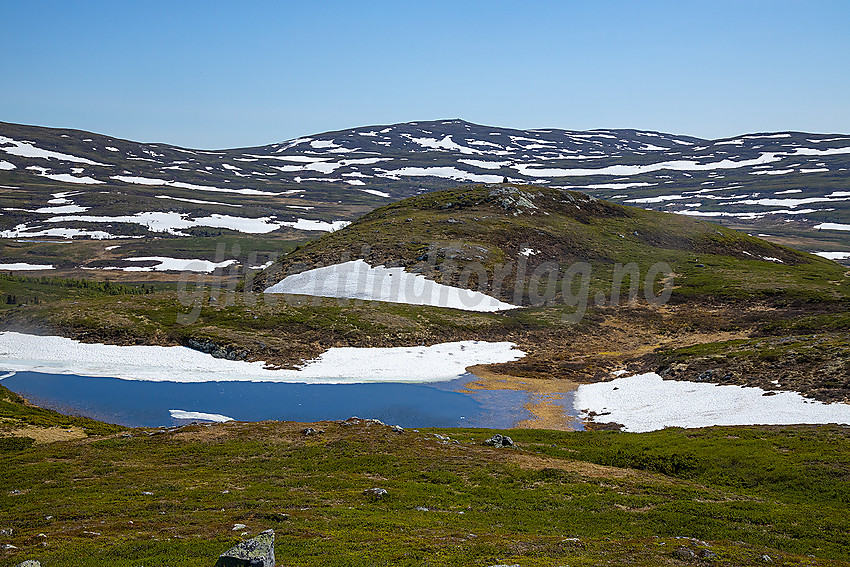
[{"xmin": 256, "ymin": 184, "xmax": 849, "ymax": 305}]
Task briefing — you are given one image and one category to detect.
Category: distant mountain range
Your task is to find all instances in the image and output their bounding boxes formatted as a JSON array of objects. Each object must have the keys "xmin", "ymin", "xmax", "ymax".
[{"xmin": 0, "ymin": 119, "xmax": 848, "ymax": 260}]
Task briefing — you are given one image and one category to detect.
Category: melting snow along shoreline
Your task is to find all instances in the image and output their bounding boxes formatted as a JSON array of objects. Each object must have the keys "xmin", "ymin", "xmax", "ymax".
[
  {"xmin": 575, "ymin": 373, "xmax": 850, "ymax": 432},
  {"xmin": 0, "ymin": 332, "xmax": 524, "ymax": 384}
]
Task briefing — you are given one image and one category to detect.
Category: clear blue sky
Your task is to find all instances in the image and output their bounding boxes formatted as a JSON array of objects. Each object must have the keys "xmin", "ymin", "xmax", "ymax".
[{"xmin": 2, "ymin": 0, "xmax": 849, "ymax": 149}]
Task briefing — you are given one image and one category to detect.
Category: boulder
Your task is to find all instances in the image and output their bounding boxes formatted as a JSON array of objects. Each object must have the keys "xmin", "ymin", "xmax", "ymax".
[
  {"xmin": 363, "ymin": 487, "xmax": 388, "ymax": 499},
  {"xmin": 214, "ymin": 529, "xmax": 275, "ymax": 567},
  {"xmin": 484, "ymin": 434, "xmax": 514, "ymax": 448},
  {"xmin": 15, "ymin": 561, "xmax": 41, "ymax": 567}
]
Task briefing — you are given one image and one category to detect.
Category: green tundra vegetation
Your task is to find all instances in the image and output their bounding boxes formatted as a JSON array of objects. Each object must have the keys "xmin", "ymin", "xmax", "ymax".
[{"xmin": 1, "ymin": 387, "xmax": 849, "ymax": 566}]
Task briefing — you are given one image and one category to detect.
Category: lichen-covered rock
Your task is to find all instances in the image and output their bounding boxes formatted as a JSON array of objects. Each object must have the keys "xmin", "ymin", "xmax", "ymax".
[
  {"xmin": 214, "ymin": 529, "xmax": 275, "ymax": 567},
  {"xmin": 363, "ymin": 487, "xmax": 388, "ymax": 499},
  {"xmin": 484, "ymin": 433, "xmax": 513, "ymax": 448},
  {"xmin": 15, "ymin": 561, "xmax": 41, "ymax": 567}
]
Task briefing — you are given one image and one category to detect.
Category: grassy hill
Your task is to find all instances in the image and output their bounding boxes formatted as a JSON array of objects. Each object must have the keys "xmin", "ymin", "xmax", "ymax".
[{"xmin": 254, "ymin": 184, "xmax": 849, "ymax": 305}]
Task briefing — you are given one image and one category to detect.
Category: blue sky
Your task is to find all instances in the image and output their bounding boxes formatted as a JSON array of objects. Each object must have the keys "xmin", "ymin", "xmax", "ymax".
[{"xmin": 2, "ymin": 0, "xmax": 849, "ymax": 148}]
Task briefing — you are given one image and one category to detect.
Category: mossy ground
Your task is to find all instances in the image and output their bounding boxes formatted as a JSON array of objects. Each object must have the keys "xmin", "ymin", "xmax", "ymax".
[{"xmin": 1, "ymin": 410, "xmax": 849, "ymax": 566}]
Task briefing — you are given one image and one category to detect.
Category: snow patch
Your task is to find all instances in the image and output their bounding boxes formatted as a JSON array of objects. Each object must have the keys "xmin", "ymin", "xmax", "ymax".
[
  {"xmin": 95, "ymin": 257, "xmax": 238, "ymax": 273},
  {"xmin": 814, "ymin": 251, "xmax": 850, "ymax": 260},
  {"xmin": 279, "ymin": 219, "xmax": 350, "ymax": 232},
  {"xmin": 0, "ymin": 135, "xmax": 107, "ymax": 165},
  {"xmin": 0, "ymin": 262, "xmax": 54, "ymax": 270},
  {"xmin": 379, "ymin": 166, "xmax": 503, "ymax": 183},
  {"xmin": 360, "ymin": 188, "xmax": 391, "ymax": 197},
  {"xmin": 169, "ymin": 409, "xmax": 234, "ymax": 422},
  {"xmin": 815, "ymin": 223, "xmax": 850, "ymax": 231},
  {"xmin": 265, "ymin": 259, "xmax": 519, "ymax": 312},
  {"xmin": 575, "ymin": 372, "xmax": 850, "ymax": 433}
]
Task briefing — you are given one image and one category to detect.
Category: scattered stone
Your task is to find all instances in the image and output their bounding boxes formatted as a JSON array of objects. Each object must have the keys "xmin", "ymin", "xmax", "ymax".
[
  {"xmin": 673, "ymin": 547, "xmax": 696, "ymax": 559},
  {"xmin": 141, "ymin": 491, "xmax": 154, "ymax": 496},
  {"xmin": 82, "ymin": 531, "xmax": 101, "ymax": 536},
  {"xmin": 301, "ymin": 427, "xmax": 323, "ymax": 436},
  {"xmin": 697, "ymin": 549, "xmax": 718, "ymax": 559},
  {"xmin": 414, "ymin": 506, "xmax": 429, "ymax": 512},
  {"xmin": 15, "ymin": 561, "xmax": 41, "ymax": 567},
  {"xmin": 121, "ymin": 433, "xmax": 133, "ymax": 438},
  {"xmin": 433, "ymin": 433, "xmax": 449, "ymax": 441},
  {"xmin": 391, "ymin": 425, "xmax": 404, "ymax": 433},
  {"xmin": 214, "ymin": 529, "xmax": 275, "ymax": 567},
  {"xmin": 484, "ymin": 434, "xmax": 514, "ymax": 448},
  {"xmin": 363, "ymin": 487, "xmax": 388, "ymax": 499},
  {"xmin": 0, "ymin": 528, "xmax": 12, "ymax": 536},
  {"xmin": 761, "ymin": 555, "xmax": 773, "ymax": 563},
  {"xmin": 3, "ymin": 544, "xmax": 18, "ymax": 550},
  {"xmin": 232, "ymin": 523, "xmax": 247, "ymax": 531}
]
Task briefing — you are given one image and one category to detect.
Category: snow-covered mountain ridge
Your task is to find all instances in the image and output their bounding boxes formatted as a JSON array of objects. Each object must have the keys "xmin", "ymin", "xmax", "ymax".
[{"xmin": 0, "ymin": 119, "xmax": 847, "ymax": 260}]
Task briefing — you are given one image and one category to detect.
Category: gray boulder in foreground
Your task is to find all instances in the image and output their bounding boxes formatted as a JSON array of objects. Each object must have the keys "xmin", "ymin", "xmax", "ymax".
[
  {"xmin": 214, "ymin": 529, "xmax": 275, "ymax": 567},
  {"xmin": 484, "ymin": 434, "xmax": 514, "ymax": 448},
  {"xmin": 15, "ymin": 561, "xmax": 41, "ymax": 567}
]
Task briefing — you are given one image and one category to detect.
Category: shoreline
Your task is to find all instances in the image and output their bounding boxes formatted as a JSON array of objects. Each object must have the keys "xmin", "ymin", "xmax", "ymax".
[{"xmin": 465, "ymin": 364, "xmax": 582, "ymax": 431}]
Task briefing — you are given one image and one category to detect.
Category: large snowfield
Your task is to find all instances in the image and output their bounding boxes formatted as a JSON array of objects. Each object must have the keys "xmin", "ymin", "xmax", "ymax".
[
  {"xmin": 574, "ymin": 372, "xmax": 850, "ymax": 432},
  {"xmin": 0, "ymin": 332, "xmax": 524, "ymax": 384}
]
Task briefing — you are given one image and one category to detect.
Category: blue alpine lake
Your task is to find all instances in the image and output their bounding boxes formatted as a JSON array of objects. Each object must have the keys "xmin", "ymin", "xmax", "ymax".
[{"xmin": 0, "ymin": 371, "xmax": 562, "ymax": 429}]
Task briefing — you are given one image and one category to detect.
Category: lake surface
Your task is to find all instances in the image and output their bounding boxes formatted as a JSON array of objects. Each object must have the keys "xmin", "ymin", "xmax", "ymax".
[{"xmin": 1, "ymin": 371, "xmax": 552, "ymax": 429}]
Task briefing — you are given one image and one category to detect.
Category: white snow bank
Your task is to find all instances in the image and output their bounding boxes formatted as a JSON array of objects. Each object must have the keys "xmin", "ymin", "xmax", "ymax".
[
  {"xmin": 380, "ymin": 166, "xmax": 503, "ymax": 183},
  {"xmin": 40, "ymin": 173, "xmax": 104, "ymax": 185},
  {"xmin": 169, "ymin": 409, "xmax": 234, "ymax": 422},
  {"xmin": 515, "ymin": 153, "xmax": 783, "ymax": 177},
  {"xmin": 404, "ymin": 135, "xmax": 482, "ymax": 155},
  {"xmin": 279, "ymin": 219, "xmax": 349, "ymax": 232},
  {"xmin": 0, "ymin": 225, "xmax": 126, "ymax": 239},
  {"xmin": 264, "ymin": 259, "xmax": 519, "ymax": 312},
  {"xmin": 94, "ymin": 257, "xmax": 238, "ymax": 273},
  {"xmin": 0, "ymin": 332, "xmax": 525, "ymax": 384},
  {"xmin": 814, "ymin": 251, "xmax": 850, "ymax": 260},
  {"xmin": 0, "ymin": 160, "xmax": 15, "ymax": 170},
  {"xmin": 815, "ymin": 223, "xmax": 850, "ymax": 231},
  {"xmin": 45, "ymin": 211, "xmax": 288, "ymax": 235},
  {"xmin": 0, "ymin": 135, "xmax": 107, "ymax": 165},
  {"xmin": 0, "ymin": 262, "xmax": 54, "ymax": 270},
  {"xmin": 111, "ymin": 175, "xmax": 279, "ymax": 196},
  {"xmin": 574, "ymin": 372, "xmax": 850, "ymax": 433}
]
